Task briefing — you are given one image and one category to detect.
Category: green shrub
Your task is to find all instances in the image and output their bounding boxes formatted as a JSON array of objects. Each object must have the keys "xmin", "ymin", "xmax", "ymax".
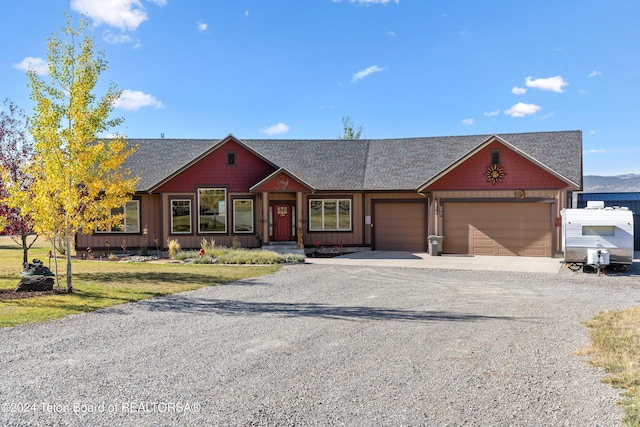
[
  {"xmin": 174, "ymin": 250, "xmax": 199, "ymax": 261},
  {"xmin": 217, "ymin": 249, "xmax": 305, "ymax": 265},
  {"xmin": 172, "ymin": 247, "xmax": 305, "ymax": 265}
]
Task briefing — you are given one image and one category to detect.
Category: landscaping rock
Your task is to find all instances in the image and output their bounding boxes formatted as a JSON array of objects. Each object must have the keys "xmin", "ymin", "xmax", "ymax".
[
  {"xmin": 15, "ymin": 276, "xmax": 54, "ymax": 292},
  {"xmin": 22, "ymin": 259, "xmax": 54, "ymax": 277}
]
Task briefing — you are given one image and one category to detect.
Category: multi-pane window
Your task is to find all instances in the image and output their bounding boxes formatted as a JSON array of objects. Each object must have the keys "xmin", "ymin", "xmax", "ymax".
[
  {"xmin": 309, "ymin": 199, "xmax": 351, "ymax": 231},
  {"xmin": 198, "ymin": 188, "xmax": 227, "ymax": 233},
  {"xmin": 233, "ymin": 199, "xmax": 254, "ymax": 233},
  {"xmin": 100, "ymin": 200, "xmax": 140, "ymax": 233},
  {"xmin": 171, "ymin": 199, "xmax": 192, "ymax": 234}
]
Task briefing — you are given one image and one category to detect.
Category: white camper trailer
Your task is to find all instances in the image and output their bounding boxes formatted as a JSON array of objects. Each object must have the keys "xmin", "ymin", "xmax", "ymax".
[{"xmin": 562, "ymin": 201, "xmax": 634, "ymax": 269}]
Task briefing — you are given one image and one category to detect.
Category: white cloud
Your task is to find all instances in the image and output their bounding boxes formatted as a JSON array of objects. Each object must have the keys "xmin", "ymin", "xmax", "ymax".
[
  {"xmin": 504, "ymin": 102, "xmax": 541, "ymax": 118},
  {"xmin": 589, "ymin": 70, "xmax": 602, "ymax": 77},
  {"xmin": 524, "ymin": 76, "xmax": 568, "ymax": 93},
  {"xmin": 484, "ymin": 110, "xmax": 500, "ymax": 117},
  {"xmin": 114, "ymin": 89, "xmax": 164, "ymax": 110},
  {"xmin": 352, "ymin": 65, "xmax": 385, "ymax": 82},
  {"xmin": 70, "ymin": 0, "xmax": 165, "ymax": 31},
  {"xmin": 461, "ymin": 118, "xmax": 474, "ymax": 126},
  {"xmin": 584, "ymin": 149, "xmax": 605, "ymax": 154},
  {"xmin": 197, "ymin": 21, "xmax": 208, "ymax": 31},
  {"xmin": 15, "ymin": 57, "xmax": 48, "ymax": 75},
  {"xmin": 512, "ymin": 86, "xmax": 527, "ymax": 95},
  {"xmin": 260, "ymin": 123, "xmax": 290, "ymax": 135},
  {"xmin": 387, "ymin": 30, "xmax": 396, "ymax": 36},
  {"xmin": 103, "ymin": 132, "xmax": 127, "ymax": 138},
  {"xmin": 589, "ymin": 130, "xmax": 597, "ymax": 135},
  {"xmin": 103, "ymin": 31, "xmax": 135, "ymax": 44},
  {"xmin": 245, "ymin": 10, "xmax": 249, "ymax": 17}
]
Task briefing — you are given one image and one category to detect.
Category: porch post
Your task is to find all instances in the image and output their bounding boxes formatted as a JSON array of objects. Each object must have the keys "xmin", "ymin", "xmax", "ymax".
[
  {"xmin": 296, "ymin": 191, "xmax": 304, "ymax": 248},
  {"xmin": 262, "ymin": 192, "xmax": 270, "ymax": 244}
]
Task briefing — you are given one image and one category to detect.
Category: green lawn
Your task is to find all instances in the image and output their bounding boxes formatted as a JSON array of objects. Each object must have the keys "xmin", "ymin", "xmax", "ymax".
[{"xmin": 0, "ymin": 236, "xmax": 279, "ymax": 328}]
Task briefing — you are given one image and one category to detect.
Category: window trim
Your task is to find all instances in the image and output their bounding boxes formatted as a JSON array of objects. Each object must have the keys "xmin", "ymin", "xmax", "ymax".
[
  {"xmin": 96, "ymin": 199, "xmax": 141, "ymax": 234},
  {"xmin": 198, "ymin": 188, "xmax": 228, "ymax": 234},
  {"xmin": 490, "ymin": 149, "xmax": 501, "ymax": 166},
  {"xmin": 232, "ymin": 198, "xmax": 255, "ymax": 234},
  {"xmin": 308, "ymin": 198, "xmax": 352, "ymax": 232},
  {"xmin": 227, "ymin": 150, "xmax": 236, "ymax": 166},
  {"xmin": 170, "ymin": 198, "xmax": 193, "ymax": 235}
]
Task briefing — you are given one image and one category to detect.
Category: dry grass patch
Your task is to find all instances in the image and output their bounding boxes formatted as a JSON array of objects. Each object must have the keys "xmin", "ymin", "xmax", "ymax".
[{"xmin": 581, "ymin": 307, "xmax": 640, "ymax": 426}]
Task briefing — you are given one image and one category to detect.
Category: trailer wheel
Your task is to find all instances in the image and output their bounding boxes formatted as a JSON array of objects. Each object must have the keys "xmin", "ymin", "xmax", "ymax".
[{"xmin": 567, "ymin": 263, "xmax": 582, "ymax": 272}]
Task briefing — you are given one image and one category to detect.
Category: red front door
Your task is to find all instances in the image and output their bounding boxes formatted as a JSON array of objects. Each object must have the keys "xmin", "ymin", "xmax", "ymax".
[{"xmin": 272, "ymin": 204, "xmax": 293, "ymax": 241}]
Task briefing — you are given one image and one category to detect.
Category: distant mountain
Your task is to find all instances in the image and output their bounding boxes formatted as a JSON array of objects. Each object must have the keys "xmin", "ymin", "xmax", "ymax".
[{"xmin": 583, "ymin": 174, "xmax": 640, "ymax": 192}]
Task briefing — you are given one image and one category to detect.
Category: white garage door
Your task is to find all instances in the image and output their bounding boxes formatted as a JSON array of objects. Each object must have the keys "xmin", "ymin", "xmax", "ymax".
[
  {"xmin": 374, "ymin": 202, "xmax": 426, "ymax": 252},
  {"xmin": 443, "ymin": 202, "xmax": 552, "ymax": 257}
]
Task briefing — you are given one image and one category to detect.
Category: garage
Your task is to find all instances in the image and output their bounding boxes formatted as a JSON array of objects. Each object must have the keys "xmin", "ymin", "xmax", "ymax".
[
  {"xmin": 443, "ymin": 202, "xmax": 552, "ymax": 257},
  {"xmin": 374, "ymin": 201, "xmax": 427, "ymax": 251}
]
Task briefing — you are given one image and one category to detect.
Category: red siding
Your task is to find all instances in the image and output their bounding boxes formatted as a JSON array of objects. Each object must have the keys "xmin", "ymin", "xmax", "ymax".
[
  {"xmin": 155, "ymin": 140, "xmax": 276, "ymax": 192},
  {"xmin": 425, "ymin": 141, "xmax": 570, "ymax": 191},
  {"xmin": 254, "ymin": 172, "xmax": 310, "ymax": 192}
]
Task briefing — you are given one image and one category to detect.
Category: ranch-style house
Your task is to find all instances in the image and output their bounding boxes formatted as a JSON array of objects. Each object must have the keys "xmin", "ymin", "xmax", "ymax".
[{"xmin": 76, "ymin": 130, "xmax": 582, "ymax": 257}]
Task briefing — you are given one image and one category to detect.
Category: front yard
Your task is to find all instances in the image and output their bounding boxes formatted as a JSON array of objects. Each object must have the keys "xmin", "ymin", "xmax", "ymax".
[{"xmin": 0, "ymin": 236, "xmax": 279, "ymax": 328}]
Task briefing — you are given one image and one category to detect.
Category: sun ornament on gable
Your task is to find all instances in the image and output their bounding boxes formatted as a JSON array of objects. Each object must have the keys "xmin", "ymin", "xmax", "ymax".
[
  {"xmin": 485, "ymin": 164, "xmax": 505, "ymax": 184},
  {"xmin": 276, "ymin": 175, "xmax": 290, "ymax": 190}
]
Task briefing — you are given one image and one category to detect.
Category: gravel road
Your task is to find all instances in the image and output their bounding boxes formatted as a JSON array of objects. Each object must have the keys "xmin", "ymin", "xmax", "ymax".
[{"xmin": 1, "ymin": 264, "xmax": 639, "ymax": 426}]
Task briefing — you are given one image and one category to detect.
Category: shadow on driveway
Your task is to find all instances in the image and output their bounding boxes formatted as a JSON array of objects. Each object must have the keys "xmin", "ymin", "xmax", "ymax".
[{"xmin": 140, "ymin": 295, "xmax": 519, "ymax": 323}]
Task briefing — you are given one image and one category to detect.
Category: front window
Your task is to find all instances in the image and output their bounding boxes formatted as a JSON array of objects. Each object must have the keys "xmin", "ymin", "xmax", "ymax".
[
  {"xmin": 309, "ymin": 199, "xmax": 351, "ymax": 231},
  {"xmin": 233, "ymin": 199, "xmax": 254, "ymax": 233},
  {"xmin": 582, "ymin": 225, "xmax": 615, "ymax": 236},
  {"xmin": 171, "ymin": 199, "xmax": 192, "ymax": 234},
  {"xmin": 99, "ymin": 200, "xmax": 140, "ymax": 233},
  {"xmin": 198, "ymin": 188, "xmax": 227, "ymax": 233}
]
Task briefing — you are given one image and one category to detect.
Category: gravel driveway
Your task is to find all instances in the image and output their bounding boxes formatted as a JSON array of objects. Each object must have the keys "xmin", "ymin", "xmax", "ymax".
[{"xmin": 1, "ymin": 264, "xmax": 639, "ymax": 426}]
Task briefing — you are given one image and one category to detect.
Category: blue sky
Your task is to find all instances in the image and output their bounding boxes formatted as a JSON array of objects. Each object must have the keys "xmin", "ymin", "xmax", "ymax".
[{"xmin": 1, "ymin": 0, "xmax": 639, "ymax": 176}]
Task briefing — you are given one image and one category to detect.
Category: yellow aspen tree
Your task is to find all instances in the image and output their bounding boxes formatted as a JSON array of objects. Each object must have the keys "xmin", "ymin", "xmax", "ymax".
[{"xmin": 11, "ymin": 15, "xmax": 138, "ymax": 292}]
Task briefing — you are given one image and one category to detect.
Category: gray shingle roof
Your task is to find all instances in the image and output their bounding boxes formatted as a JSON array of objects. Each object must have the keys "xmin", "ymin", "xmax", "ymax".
[
  {"xmin": 123, "ymin": 131, "xmax": 582, "ymax": 192},
  {"xmin": 242, "ymin": 139, "xmax": 370, "ymax": 191},
  {"xmin": 123, "ymin": 139, "xmax": 220, "ymax": 191}
]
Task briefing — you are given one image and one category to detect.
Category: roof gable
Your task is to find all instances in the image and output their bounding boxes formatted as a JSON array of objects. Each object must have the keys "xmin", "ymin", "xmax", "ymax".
[
  {"xmin": 250, "ymin": 169, "xmax": 314, "ymax": 192},
  {"xmin": 154, "ymin": 137, "xmax": 276, "ymax": 193},
  {"xmin": 124, "ymin": 135, "xmax": 276, "ymax": 192},
  {"xmin": 421, "ymin": 138, "xmax": 575, "ymax": 191}
]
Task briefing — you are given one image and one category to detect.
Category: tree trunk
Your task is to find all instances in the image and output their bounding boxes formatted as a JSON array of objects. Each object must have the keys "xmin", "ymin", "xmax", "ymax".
[
  {"xmin": 65, "ymin": 237, "xmax": 73, "ymax": 293},
  {"xmin": 22, "ymin": 233, "xmax": 28, "ymax": 267},
  {"xmin": 52, "ymin": 235, "xmax": 60, "ymax": 288}
]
